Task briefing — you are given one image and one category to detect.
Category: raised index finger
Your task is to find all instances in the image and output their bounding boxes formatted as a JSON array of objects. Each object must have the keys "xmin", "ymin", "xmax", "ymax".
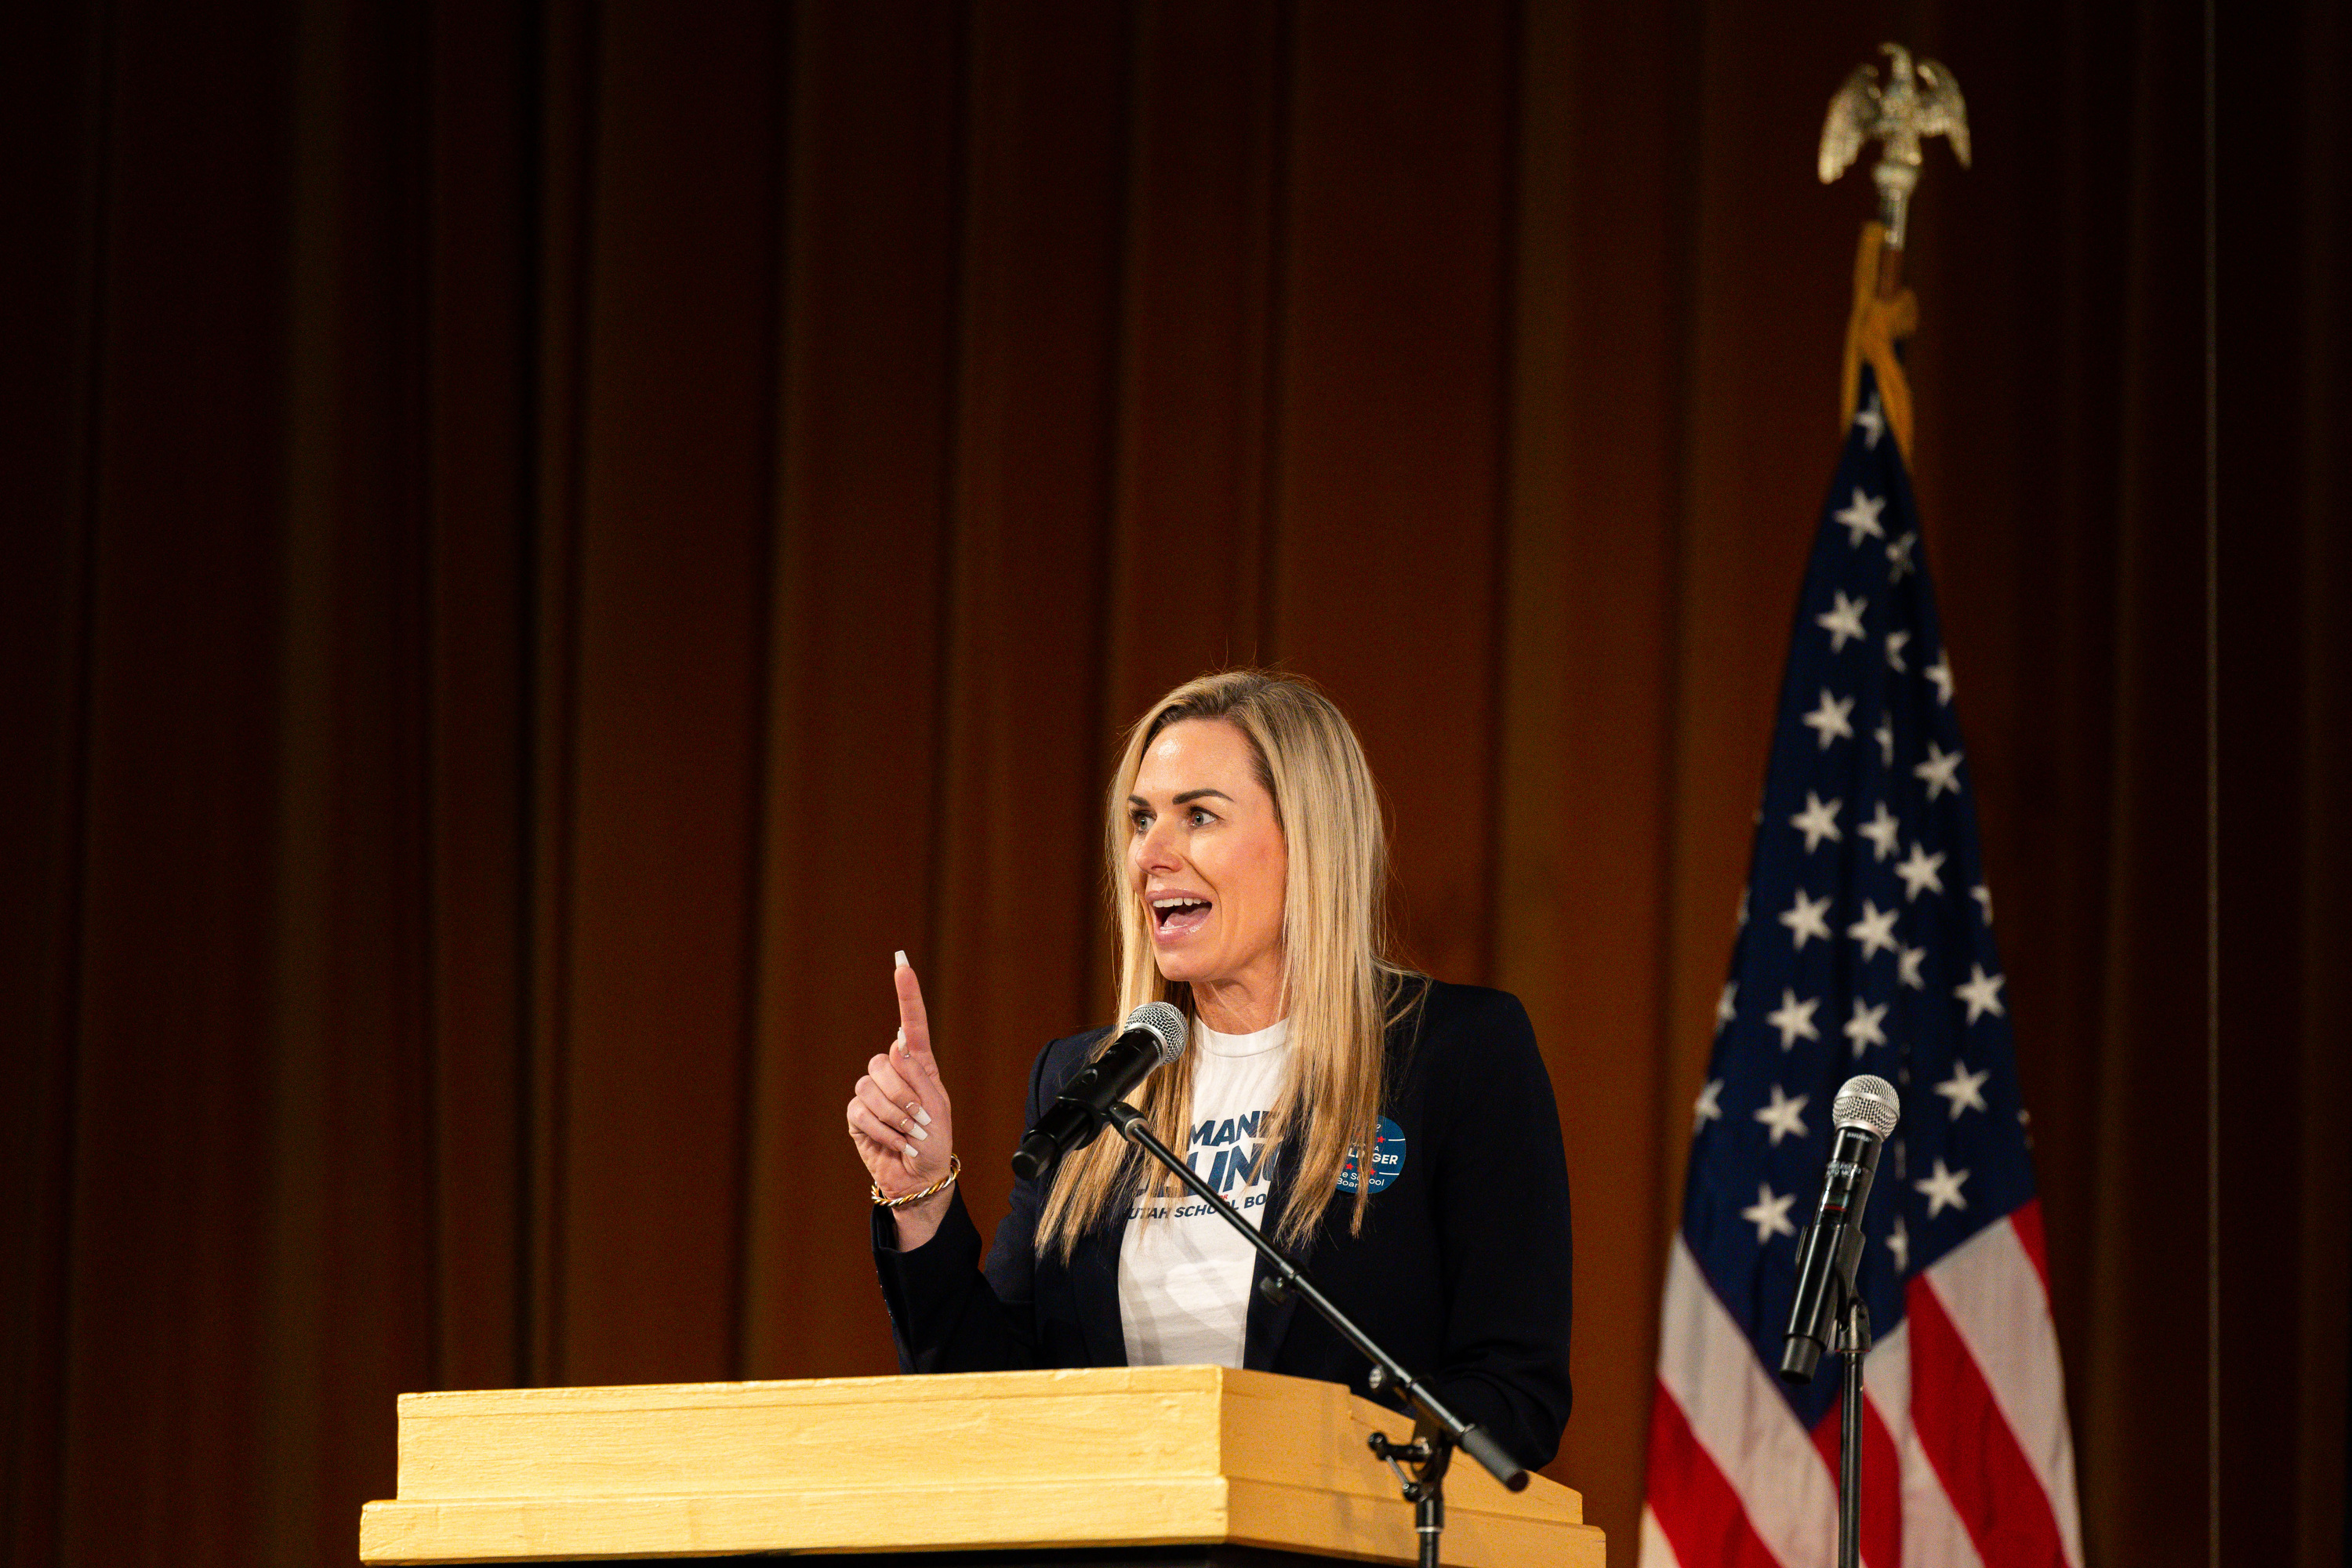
[{"xmin": 893, "ymin": 951, "xmax": 934, "ymax": 1062}]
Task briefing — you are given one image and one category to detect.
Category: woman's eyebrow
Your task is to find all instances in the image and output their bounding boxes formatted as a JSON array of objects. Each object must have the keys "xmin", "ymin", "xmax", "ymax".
[{"xmin": 1127, "ymin": 788, "xmax": 1237, "ymax": 809}]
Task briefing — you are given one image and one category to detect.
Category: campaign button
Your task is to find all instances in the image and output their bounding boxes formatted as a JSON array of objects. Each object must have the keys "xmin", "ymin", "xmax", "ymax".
[{"xmin": 1336, "ymin": 1116, "xmax": 1406, "ymax": 1195}]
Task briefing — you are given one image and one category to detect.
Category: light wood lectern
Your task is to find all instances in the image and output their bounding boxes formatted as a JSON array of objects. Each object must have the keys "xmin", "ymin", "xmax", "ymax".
[{"xmin": 360, "ymin": 1365, "xmax": 1604, "ymax": 1566}]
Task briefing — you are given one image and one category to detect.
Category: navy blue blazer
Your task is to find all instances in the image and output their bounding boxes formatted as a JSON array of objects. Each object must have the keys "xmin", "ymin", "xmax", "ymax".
[{"xmin": 871, "ymin": 978, "xmax": 1576, "ymax": 1470}]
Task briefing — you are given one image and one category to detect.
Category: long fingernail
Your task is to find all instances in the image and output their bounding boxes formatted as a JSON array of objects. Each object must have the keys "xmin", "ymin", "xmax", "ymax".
[
  {"xmin": 913, "ymin": 1106, "xmax": 932, "ymax": 1127},
  {"xmin": 909, "ymin": 1123, "xmax": 930, "ymax": 1142},
  {"xmin": 902, "ymin": 1143, "xmax": 920, "ymax": 1160},
  {"xmin": 893, "ymin": 949, "xmax": 908, "ymax": 970}
]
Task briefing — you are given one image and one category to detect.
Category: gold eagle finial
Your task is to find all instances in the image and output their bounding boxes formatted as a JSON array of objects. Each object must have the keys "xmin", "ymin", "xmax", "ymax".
[{"xmin": 1820, "ymin": 43, "xmax": 1971, "ymax": 250}]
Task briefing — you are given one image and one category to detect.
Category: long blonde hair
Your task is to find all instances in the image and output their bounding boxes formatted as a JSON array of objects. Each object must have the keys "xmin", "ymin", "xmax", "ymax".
[{"xmin": 1036, "ymin": 670, "xmax": 1417, "ymax": 1256}]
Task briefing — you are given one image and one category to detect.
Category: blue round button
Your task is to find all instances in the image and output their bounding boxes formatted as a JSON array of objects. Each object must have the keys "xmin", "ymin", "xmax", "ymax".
[{"xmin": 1337, "ymin": 1116, "xmax": 1407, "ymax": 1195}]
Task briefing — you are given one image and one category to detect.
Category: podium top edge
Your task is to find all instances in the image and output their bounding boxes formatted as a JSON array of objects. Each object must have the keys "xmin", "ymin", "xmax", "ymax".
[{"xmin": 394, "ymin": 1364, "xmax": 1326, "ymax": 1413}]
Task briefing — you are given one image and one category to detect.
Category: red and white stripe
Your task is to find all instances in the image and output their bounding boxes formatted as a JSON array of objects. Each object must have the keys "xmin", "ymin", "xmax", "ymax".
[{"xmin": 1641, "ymin": 1200, "xmax": 2081, "ymax": 1568}]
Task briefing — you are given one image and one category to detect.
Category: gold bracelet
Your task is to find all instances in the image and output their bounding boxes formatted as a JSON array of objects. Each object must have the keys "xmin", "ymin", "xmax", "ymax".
[{"xmin": 873, "ymin": 1155, "xmax": 960, "ymax": 1210}]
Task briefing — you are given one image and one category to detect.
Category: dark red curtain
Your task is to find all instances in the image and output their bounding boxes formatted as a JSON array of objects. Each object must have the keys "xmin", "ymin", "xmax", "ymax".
[{"xmin": 2, "ymin": 2, "xmax": 2343, "ymax": 1565}]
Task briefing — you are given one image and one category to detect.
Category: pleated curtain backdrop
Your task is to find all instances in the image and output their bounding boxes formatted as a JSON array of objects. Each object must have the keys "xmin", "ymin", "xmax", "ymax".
[{"xmin": 2, "ymin": 2, "xmax": 2345, "ymax": 1566}]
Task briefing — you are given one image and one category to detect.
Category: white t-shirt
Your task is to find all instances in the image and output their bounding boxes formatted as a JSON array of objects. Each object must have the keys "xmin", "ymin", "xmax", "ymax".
[{"xmin": 1117, "ymin": 1016, "xmax": 1290, "ymax": 1369}]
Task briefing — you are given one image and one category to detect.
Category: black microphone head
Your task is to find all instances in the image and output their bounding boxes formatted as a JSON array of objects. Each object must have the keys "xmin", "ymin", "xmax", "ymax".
[
  {"xmin": 1126, "ymin": 1000, "xmax": 1187, "ymax": 1065},
  {"xmin": 1832, "ymin": 1074, "xmax": 1900, "ymax": 1138}
]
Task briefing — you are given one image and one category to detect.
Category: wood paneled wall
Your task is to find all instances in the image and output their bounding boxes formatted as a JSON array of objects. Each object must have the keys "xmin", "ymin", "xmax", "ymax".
[{"xmin": 2, "ymin": 2, "xmax": 2343, "ymax": 1565}]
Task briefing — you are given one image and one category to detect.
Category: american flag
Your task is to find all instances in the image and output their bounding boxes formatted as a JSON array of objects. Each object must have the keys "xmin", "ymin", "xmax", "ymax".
[{"xmin": 1639, "ymin": 364, "xmax": 2085, "ymax": 1568}]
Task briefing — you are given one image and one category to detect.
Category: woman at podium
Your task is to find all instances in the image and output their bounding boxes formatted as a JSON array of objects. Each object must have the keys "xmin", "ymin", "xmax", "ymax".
[{"xmin": 846, "ymin": 670, "xmax": 1574, "ymax": 1469}]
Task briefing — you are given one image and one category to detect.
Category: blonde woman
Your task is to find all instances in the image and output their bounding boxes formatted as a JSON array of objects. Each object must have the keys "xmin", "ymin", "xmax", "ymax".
[{"xmin": 847, "ymin": 671, "xmax": 1574, "ymax": 1468}]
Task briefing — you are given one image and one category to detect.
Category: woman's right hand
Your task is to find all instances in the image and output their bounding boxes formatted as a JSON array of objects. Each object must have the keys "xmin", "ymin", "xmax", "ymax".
[{"xmin": 848, "ymin": 952, "xmax": 958, "ymax": 1249}]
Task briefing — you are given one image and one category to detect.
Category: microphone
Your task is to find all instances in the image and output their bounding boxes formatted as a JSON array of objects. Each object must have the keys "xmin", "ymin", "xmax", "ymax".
[
  {"xmin": 1779, "ymin": 1074, "xmax": 1900, "ymax": 1384},
  {"xmin": 1011, "ymin": 1001, "xmax": 1188, "ymax": 1181}
]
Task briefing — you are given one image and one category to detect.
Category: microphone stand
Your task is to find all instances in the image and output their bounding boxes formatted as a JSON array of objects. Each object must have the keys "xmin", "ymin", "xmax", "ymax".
[
  {"xmin": 1102, "ymin": 1102, "xmax": 1529, "ymax": 1568},
  {"xmin": 1810, "ymin": 1226, "xmax": 1871, "ymax": 1568},
  {"xmin": 1837, "ymin": 1288, "xmax": 1870, "ymax": 1568}
]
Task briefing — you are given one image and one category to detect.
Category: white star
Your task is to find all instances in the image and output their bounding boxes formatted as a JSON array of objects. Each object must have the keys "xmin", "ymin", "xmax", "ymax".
[
  {"xmin": 1915, "ymin": 742, "xmax": 1964, "ymax": 800},
  {"xmin": 1833, "ymin": 488, "xmax": 1887, "ymax": 545},
  {"xmin": 1715, "ymin": 981, "xmax": 1738, "ymax": 1032},
  {"xmin": 1753, "ymin": 1084, "xmax": 1812, "ymax": 1146},
  {"xmin": 1895, "ymin": 842, "xmax": 1947, "ymax": 902},
  {"xmin": 1886, "ymin": 531, "xmax": 1918, "ymax": 581},
  {"xmin": 1954, "ymin": 963, "xmax": 2007, "ymax": 1023},
  {"xmin": 1843, "ymin": 1000, "xmax": 1889, "ymax": 1056},
  {"xmin": 1972, "ymin": 884, "xmax": 1993, "ymax": 924},
  {"xmin": 1854, "ymin": 395, "xmax": 1886, "ymax": 449},
  {"xmin": 1858, "ymin": 801, "xmax": 1901, "ymax": 862},
  {"xmin": 1766, "ymin": 988, "xmax": 1822, "ymax": 1049},
  {"xmin": 1925, "ymin": 651, "xmax": 1955, "ymax": 706},
  {"xmin": 1897, "ymin": 943, "xmax": 1927, "ymax": 989},
  {"xmin": 1935, "ymin": 1060, "xmax": 1991, "ymax": 1119},
  {"xmin": 1915, "ymin": 1159, "xmax": 1970, "ymax": 1218},
  {"xmin": 1790, "ymin": 791, "xmax": 1843, "ymax": 851},
  {"xmin": 1803, "ymin": 688, "xmax": 1856, "ymax": 750},
  {"xmin": 1886, "ymin": 629, "xmax": 1911, "ymax": 672},
  {"xmin": 1886, "ymin": 1214, "xmax": 1910, "ymax": 1273},
  {"xmin": 1846, "ymin": 900, "xmax": 1900, "ymax": 961},
  {"xmin": 1742, "ymin": 1182, "xmax": 1800, "ymax": 1243},
  {"xmin": 1875, "ymin": 718, "xmax": 1894, "ymax": 766},
  {"xmin": 1816, "ymin": 591, "xmax": 1869, "ymax": 652},
  {"xmin": 1693, "ymin": 1077, "xmax": 1724, "ymax": 1131},
  {"xmin": 1780, "ymin": 887, "xmax": 1833, "ymax": 950}
]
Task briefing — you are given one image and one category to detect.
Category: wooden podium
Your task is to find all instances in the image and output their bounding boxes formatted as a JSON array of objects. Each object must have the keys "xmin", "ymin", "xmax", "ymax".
[{"xmin": 359, "ymin": 1366, "xmax": 1604, "ymax": 1566}]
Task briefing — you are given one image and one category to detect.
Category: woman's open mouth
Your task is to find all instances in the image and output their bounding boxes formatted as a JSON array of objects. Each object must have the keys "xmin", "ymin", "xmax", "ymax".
[{"xmin": 1150, "ymin": 896, "xmax": 1213, "ymax": 939}]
